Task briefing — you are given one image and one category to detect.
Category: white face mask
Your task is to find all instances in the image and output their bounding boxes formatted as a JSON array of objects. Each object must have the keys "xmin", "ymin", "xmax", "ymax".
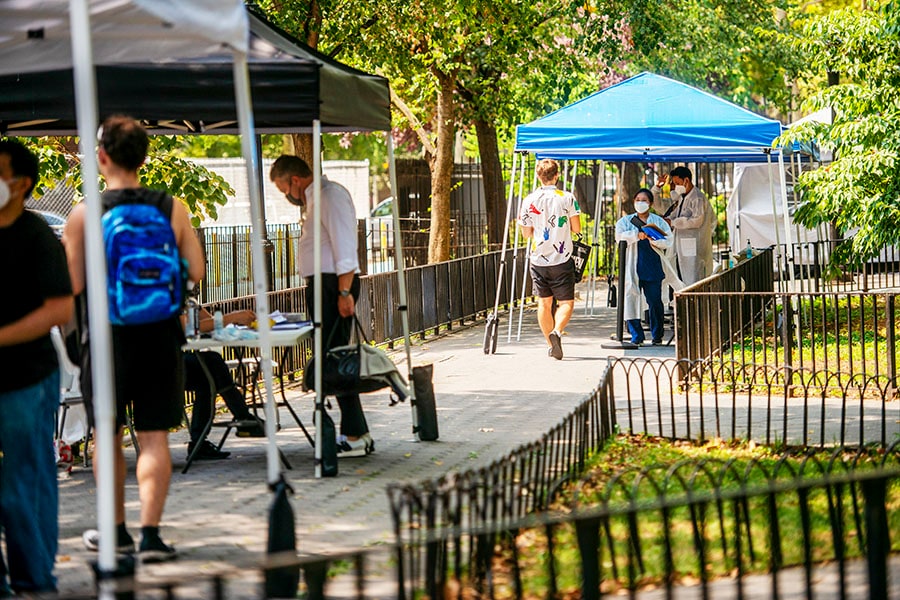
[
  {"xmin": 0, "ymin": 178, "xmax": 15, "ymax": 211},
  {"xmin": 634, "ymin": 200, "xmax": 650, "ymax": 214},
  {"xmin": 674, "ymin": 184, "xmax": 687, "ymax": 196}
]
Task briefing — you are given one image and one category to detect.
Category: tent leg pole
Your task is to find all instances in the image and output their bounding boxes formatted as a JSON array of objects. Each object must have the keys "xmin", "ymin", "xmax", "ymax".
[
  {"xmin": 234, "ymin": 53, "xmax": 280, "ymax": 485},
  {"xmin": 506, "ymin": 159, "xmax": 523, "ymax": 343},
  {"xmin": 765, "ymin": 150, "xmax": 784, "ymax": 292},
  {"xmin": 587, "ymin": 161, "xmax": 603, "ymax": 316},
  {"xmin": 70, "ymin": 0, "xmax": 121, "ymax": 579},
  {"xmin": 312, "ymin": 120, "xmax": 324, "ymax": 477},
  {"xmin": 385, "ymin": 135, "xmax": 418, "ymax": 437},
  {"xmin": 516, "ymin": 242, "xmax": 531, "ymax": 342}
]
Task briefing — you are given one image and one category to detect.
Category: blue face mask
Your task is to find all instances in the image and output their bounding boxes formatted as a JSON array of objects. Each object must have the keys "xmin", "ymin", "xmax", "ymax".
[{"xmin": 634, "ymin": 200, "xmax": 650, "ymax": 214}]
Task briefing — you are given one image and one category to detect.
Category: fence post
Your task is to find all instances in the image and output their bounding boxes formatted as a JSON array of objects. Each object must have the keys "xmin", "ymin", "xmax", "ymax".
[
  {"xmin": 575, "ymin": 518, "xmax": 602, "ymax": 600},
  {"xmin": 887, "ymin": 294, "xmax": 897, "ymax": 400},
  {"xmin": 781, "ymin": 294, "xmax": 794, "ymax": 375},
  {"xmin": 230, "ymin": 232, "xmax": 239, "ymax": 300},
  {"xmin": 862, "ymin": 477, "xmax": 889, "ymax": 600}
]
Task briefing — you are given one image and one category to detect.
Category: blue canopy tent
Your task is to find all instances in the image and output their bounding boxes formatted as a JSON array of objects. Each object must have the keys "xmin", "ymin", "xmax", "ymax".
[
  {"xmin": 514, "ymin": 72, "xmax": 783, "ymax": 162},
  {"xmin": 484, "ymin": 73, "xmax": 792, "ymax": 353}
]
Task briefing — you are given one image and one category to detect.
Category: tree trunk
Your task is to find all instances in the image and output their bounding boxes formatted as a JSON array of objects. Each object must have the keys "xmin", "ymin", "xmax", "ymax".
[
  {"xmin": 284, "ymin": 134, "xmax": 314, "ymax": 166},
  {"xmin": 474, "ymin": 118, "xmax": 504, "ymax": 249},
  {"xmin": 427, "ymin": 73, "xmax": 455, "ymax": 263}
]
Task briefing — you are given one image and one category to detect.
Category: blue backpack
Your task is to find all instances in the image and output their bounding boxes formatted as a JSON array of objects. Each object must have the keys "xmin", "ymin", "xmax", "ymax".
[{"xmin": 102, "ymin": 189, "xmax": 183, "ymax": 326}]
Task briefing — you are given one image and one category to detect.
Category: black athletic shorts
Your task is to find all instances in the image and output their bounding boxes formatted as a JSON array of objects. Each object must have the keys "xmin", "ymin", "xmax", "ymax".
[
  {"xmin": 530, "ymin": 259, "xmax": 576, "ymax": 300},
  {"xmin": 82, "ymin": 318, "xmax": 186, "ymax": 432}
]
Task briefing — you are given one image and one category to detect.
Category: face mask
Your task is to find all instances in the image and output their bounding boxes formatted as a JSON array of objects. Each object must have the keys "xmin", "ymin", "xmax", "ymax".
[
  {"xmin": 285, "ymin": 192, "xmax": 304, "ymax": 207},
  {"xmin": 674, "ymin": 184, "xmax": 687, "ymax": 196},
  {"xmin": 634, "ymin": 200, "xmax": 650, "ymax": 214},
  {"xmin": 0, "ymin": 178, "xmax": 16, "ymax": 211}
]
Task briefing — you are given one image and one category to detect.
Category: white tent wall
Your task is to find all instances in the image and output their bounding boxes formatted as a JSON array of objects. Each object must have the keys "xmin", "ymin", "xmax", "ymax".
[{"xmin": 726, "ymin": 162, "xmax": 823, "ymax": 264}]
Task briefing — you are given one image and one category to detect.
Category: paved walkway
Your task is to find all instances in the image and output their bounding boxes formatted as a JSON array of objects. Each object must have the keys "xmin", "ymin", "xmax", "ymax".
[
  {"xmin": 56, "ymin": 294, "xmax": 666, "ymax": 597},
  {"xmin": 51, "ymin": 290, "xmax": 897, "ymax": 598}
]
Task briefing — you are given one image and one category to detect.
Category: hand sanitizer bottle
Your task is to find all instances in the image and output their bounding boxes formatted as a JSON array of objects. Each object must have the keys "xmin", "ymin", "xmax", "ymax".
[
  {"xmin": 213, "ymin": 309, "xmax": 224, "ymax": 337},
  {"xmin": 745, "ymin": 239, "xmax": 753, "ymax": 260}
]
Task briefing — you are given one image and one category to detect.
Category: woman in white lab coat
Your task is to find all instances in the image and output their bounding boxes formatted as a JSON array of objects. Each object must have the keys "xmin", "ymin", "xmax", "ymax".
[{"xmin": 615, "ymin": 189, "xmax": 682, "ymax": 344}]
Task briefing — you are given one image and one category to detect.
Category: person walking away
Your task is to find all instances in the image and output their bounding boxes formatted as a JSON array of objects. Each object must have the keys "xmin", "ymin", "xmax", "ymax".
[
  {"xmin": 63, "ymin": 115, "xmax": 205, "ymax": 563},
  {"xmin": 652, "ymin": 166, "xmax": 714, "ymax": 286},
  {"xmin": 269, "ymin": 155, "xmax": 373, "ymax": 457},
  {"xmin": 0, "ymin": 139, "xmax": 74, "ymax": 595},
  {"xmin": 614, "ymin": 188, "xmax": 680, "ymax": 345},
  {"xmin": 518, "ymin": 158, "xmax": 582, "ymax": 360}
]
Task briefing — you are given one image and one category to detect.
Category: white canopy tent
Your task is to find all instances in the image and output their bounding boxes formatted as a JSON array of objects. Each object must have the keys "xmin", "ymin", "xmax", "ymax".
[
  {"xmin": 727, "ymin": 162, "xmax": 825, "ymax": 265},
  {"xmin": 0, "ymin": 1, "xmax": 415, "ymax": 592}
]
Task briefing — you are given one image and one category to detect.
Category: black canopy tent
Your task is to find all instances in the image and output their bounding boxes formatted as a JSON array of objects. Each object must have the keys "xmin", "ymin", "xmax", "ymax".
[
  {"xmin": 0, "ymin": 7, "xmax": 391, "ymax": 135},
  {"xmin": 0, "ymin": 2, "xmax": 418, "ymax": 479}
]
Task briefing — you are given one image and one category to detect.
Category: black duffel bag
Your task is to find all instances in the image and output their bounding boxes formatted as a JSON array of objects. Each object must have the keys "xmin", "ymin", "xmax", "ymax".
[{"xmin": 303, "ymin": 316, "xmax": 396, "ymax": 397}]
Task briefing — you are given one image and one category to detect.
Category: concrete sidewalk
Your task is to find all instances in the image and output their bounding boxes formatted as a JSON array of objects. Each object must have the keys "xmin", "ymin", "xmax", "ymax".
[{"xmin": 55, "ymin": 297, "xmax": 674, "ymax": 597}]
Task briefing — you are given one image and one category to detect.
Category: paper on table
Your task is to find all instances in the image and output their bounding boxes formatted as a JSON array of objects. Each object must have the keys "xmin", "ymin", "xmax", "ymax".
[{"xmin": 271, "ymin": 321, "xmax": 312, "ymax": 331}]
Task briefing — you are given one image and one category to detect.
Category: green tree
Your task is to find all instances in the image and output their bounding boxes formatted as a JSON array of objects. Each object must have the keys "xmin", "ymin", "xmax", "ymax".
[
  {"xmin": 23, "ymin": 136, "xmax": 234, "ymax": 226},
  {"xmin": 779, "ymin": 1, "xmax": 900, "ymax": 269}
]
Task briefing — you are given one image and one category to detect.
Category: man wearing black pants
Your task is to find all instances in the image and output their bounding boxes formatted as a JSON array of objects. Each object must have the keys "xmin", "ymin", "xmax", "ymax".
[
  {"xmin": 270, "ymin": 155, "xmax": 372, "ymax": 457},
  {"xmin": 183, "ymin": 308, "xmax": 265, "ymax": 460}
]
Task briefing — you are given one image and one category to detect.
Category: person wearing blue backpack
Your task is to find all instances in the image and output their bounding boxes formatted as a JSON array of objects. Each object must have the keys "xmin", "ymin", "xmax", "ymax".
[{"xmin": 63, "ymin": 115, "xmax": 205, "ymax": 563}]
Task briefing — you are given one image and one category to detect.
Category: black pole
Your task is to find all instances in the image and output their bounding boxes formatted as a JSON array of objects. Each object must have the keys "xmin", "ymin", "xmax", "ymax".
[
  {"xmin": 615, "ymin": 240, "xmax": 627, "ymax": 341},
  {"xmin": 601, "ymin": 240, "xmax": 639, "ymax": 349}
]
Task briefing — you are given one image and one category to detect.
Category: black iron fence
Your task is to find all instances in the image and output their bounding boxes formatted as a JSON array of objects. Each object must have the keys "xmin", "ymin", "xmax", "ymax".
[
  {"xmin": 78, "ymin": 355, "xmax": 900, "ymax": 598},
  {"xmin": 677, "ymin": 286, "xmax": 900, "ymax": 393},
  {"xmin": 80, "ymin": 456, "xmax": 900, "ymax": 599},
  {"xmin": 675, "ymin": 247, "xmax": 776, "ymax": 364},
  {"xmin": 609, "ymin": 357, "xmax": 900, "ymax": 449}
]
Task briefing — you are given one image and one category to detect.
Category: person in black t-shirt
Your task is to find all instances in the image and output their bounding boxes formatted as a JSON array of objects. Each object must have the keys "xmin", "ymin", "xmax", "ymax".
[{"xmin": 0, "ymin": 139, "xmax": 73, "ymax": 595}]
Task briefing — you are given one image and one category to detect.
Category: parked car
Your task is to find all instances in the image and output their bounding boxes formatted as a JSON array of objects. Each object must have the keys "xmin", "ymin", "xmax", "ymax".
[
  {"xmin": 31, "ymin": 209, "xmax": 66, "ymax": 239},
  {"xmin": 366, "ymin": 198, "xmax": 396, "ymax": 272}
]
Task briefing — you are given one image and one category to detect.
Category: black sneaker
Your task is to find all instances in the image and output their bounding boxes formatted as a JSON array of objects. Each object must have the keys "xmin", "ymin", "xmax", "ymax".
[
  {"xmin": 83, "ymin": 528, "xmax": 135, "ymax": 554},
  {"xmin": 548, "ymin": 331, "xmax": 563, "ymax": 360},
  {"xmin": 139, "ymin": 535, "xmax": 177, "ymax": 564},
  {"xmin": 187, "ymin": 440, "xmax": 231, "ymax": 460},
  {"xmin": 236, "ymin": 417, "xmax": 266, "ymax": 438}
]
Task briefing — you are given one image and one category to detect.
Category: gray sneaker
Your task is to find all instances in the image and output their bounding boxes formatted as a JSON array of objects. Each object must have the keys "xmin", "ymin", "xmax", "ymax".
[{"xmin": 82, "ymin": 529, "xmax": 135, "ymax": 554}]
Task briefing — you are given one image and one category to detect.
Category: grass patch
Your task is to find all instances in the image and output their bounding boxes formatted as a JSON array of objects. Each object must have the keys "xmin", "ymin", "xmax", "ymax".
[{"xmin": 479, "ymin": 434, "xmax": 900, "ymax": 598}]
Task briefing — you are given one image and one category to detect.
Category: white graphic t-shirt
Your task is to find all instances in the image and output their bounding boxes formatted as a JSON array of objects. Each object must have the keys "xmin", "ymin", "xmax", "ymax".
[{"xmin": 518, "ymin": 185, "xmax": 581, "ymax": 266}]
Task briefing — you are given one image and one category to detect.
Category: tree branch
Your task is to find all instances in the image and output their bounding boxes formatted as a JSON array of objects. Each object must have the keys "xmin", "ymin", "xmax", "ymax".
[{"xmin": 390, "ymin": 88, "xmax": 437, "ymax": 156}]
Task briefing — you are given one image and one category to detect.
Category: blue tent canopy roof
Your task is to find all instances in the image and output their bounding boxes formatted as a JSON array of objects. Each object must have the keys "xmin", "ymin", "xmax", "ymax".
[{"xmin": 515, "ymin": 72, "xmax": 784, "ymax": 162}]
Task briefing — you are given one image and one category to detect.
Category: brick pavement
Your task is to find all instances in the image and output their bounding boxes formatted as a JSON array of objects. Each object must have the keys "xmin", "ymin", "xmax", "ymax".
[{"xmin": 56, "ymin": 297, "xmax": 669, "ymax": 597}]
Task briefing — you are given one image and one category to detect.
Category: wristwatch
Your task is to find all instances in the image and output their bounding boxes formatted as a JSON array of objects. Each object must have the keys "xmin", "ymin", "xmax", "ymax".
[{"xmin": 339, "ymin": 289, "xmax": 352, "ymax": 297}]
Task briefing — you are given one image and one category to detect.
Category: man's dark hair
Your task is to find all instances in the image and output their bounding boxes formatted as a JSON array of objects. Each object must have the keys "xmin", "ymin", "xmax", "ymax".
[
  {"xmin": 98, "ymin": 115, "xmax": 148, "ymax": 171},
  {"xmin": 671, "ymin": 166, "xmax": 693, "ymax": 181},
  {"xmin": 270, "ymin": 155, "xmax": 312, "ymax": 180},
  {"xmin": 0, "ymin": 138, "xmax": 39, "ymax": 196}
]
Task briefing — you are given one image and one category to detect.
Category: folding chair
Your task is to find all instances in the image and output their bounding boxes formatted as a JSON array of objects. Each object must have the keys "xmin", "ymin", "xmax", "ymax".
[{"xmin": 50, "ymin": 326, "xmax": 91, "ymax": 467}]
